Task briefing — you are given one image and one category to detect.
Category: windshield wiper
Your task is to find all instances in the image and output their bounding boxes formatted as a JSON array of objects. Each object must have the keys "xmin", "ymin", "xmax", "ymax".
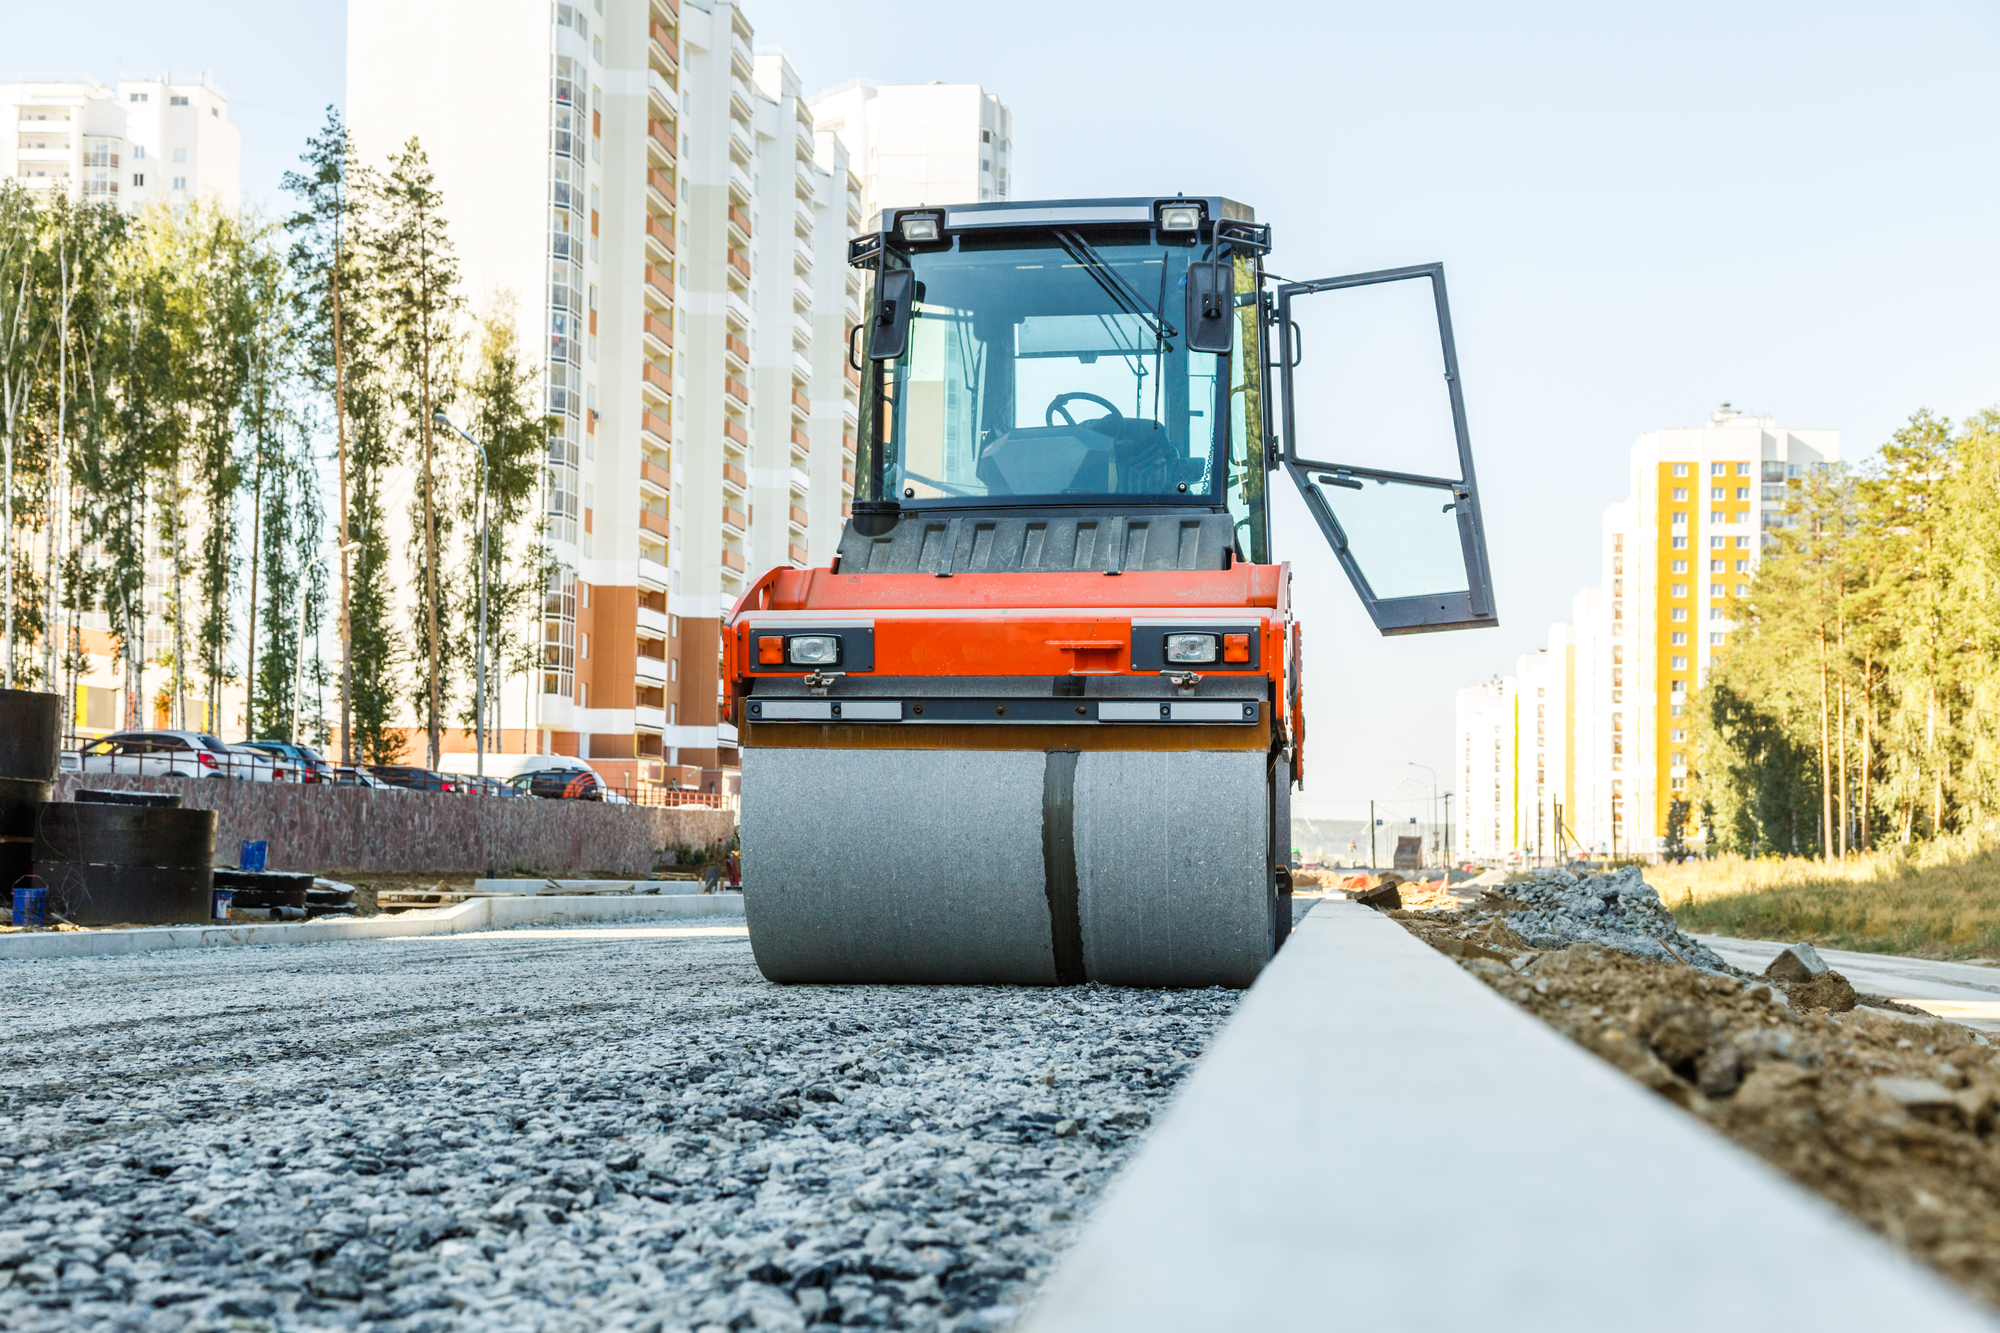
[{"xmin": 1054, "ymin": 229, "xmax": 1179, "ymax": 341}]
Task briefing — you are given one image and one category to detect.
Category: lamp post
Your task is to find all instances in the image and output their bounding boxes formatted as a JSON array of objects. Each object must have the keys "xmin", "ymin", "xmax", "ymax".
[
  {"xmin": 433, "ymin": 412, "xmax": 492, "ymax": 776},
  {"xmin": 293, "ymin": 542, "xmax": 361, "ymax": 745},
  {"xmin": 1408, "ymin": 761, "xmax": 1438, "ymax": 868}
]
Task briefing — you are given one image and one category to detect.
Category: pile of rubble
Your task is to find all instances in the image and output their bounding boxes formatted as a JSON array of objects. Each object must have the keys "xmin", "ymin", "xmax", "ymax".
[{"xmin": 1389, "ymin": 871, "xmax": 2000, "ymax": 1311}]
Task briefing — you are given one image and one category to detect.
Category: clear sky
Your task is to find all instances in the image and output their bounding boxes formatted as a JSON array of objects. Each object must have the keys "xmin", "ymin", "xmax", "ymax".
[{"xmin": 14, "ymin": 0, "xmax": 2000, "ymax": 826}]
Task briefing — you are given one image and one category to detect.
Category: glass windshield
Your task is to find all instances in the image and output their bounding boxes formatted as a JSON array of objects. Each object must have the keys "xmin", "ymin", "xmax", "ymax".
[{"xmin": 883, "ymin": 236, "xmax": 1222, "ymax": 506}]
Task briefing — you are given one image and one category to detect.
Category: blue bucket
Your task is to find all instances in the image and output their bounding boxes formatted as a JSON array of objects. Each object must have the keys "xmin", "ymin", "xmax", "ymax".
[
  {"xmin": 12, "ymin": 881, "xmax": 48, "ymax": 928},
  {"xmin": 212, "ymin": 888, "xmax": 234, "ymax": 922},
  {"xmin": 239, "ymin": 840, "xmax": 268, "ymax": 872}
]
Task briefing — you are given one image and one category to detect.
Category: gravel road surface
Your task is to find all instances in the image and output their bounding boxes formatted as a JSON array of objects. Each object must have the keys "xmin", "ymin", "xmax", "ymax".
[{"xmin": 0, "ymin": 919, "xmax": 1239, "ymax": 1332}]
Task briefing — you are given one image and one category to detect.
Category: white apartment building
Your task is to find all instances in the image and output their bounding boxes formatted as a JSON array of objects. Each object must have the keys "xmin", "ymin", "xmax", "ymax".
[
  {"xmin": 806, "ymin": 78, "xmax": 1010, "ymax": 220},
  {"xmin": 1, "ymin": 74, "xmax": 239, "ymax": 212},
  {"xmin": 349, "ymin": 0, "xmax": 861, "ymax": 793},
  {"xmin": 1455, "ymin": 407, "xmax": 1839, "ymax": 861}
]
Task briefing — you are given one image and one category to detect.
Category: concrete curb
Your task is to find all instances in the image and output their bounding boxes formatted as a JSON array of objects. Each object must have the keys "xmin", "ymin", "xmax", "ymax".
[
  {"xmin": 1021, "ymin": 899, "xmax": 2000, "ymax": 1332},
  {"xmin": 0, "ymin": 893, "xmax": 746, "ymax": 961}
]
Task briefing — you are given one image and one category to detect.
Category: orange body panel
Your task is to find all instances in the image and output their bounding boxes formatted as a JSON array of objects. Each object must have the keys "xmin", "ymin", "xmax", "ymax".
[{"xmin": 724, "ymin": 564, "xmax": 1296, "ymax": 739}]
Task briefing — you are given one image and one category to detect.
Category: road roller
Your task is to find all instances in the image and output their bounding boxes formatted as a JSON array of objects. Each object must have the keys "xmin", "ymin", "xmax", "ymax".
[{"xmin": 727, "ymin": 196, "xmax": 1497, "ymax": 987}]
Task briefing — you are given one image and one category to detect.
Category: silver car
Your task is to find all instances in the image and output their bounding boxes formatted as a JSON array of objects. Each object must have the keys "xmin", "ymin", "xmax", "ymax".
[{"xmin": 80, "ymin": 730, "xmax": 250, "ymax": 779}]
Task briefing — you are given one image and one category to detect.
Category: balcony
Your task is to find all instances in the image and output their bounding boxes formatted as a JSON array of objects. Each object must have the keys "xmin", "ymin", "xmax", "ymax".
[
  {"xmin": 645, "ymin": 213, "xmax": 675, "ymax": 258},
  {"xmin": 722, "ymin": 462, "xmax": 748, "ymax": 491},
  {"xmin": 724, "ymin": 332, "xmax": 750, "ymax": 364},
  {"xmin": 792, "ymin": 350, "xmax": 813, "ymax": 380},
  {"xmin": 648, "ymin": 20, "xmax": 679, "ymax": 76},
  {"xmin": 722, "ymin": 418, "xmax": 748, "ymax": 447},
  {"xmin": 635, "ymin": 704, "xmax": 666, "ymax": 732},
  {"xmin": 790, "ymin": 426, "xmax": 811, "ymax": 451},
  {"xmin": 789, "ymin": 505, "xmax": 809, "ymax": 530},
  {"xmin": 727, "ymin": 247, "xmax": 751, "ymax": 282},
  {"xmin": 640, "ymin": 508, "xmax": 670, "ymax": 538},
  {"xmin": 638, "ymin": 604, "xmax": 669, "ymax": 637},
  {"xmin": 648, "ymin": 68, "xmax": 680, "ymax": 118},
  {"xmin": 646, "ymin": 166, "xmax": 677, "ymax": 211},
  {"xmin": 641, "ymin": 407, "xmax": 671, "ymax": 445},
  {"xmin": 728, "ymin": 161, "xmax": 753, "ymax": 202},
  {"xmin": 727, "ymin": 203, "xmax": 753, "ymax": 240},
  {"xmin": 722, "ymin": 505, "xmax": 748, "ymax": 533},
  {"xmin": 641, "ymin": 458, "xmax": 672, "ymax": 491},
  {"xmin": 724, "ymin": 290, "xmax": 752, "ymax": 326},
  {"xmin": 721, "ymin": 548, "xmax": 746, "ymax": 573},
  {"xmin": 636, "ymin": 653, "xmax": 668, "ymax": 686},
  {"xmin": 641, "ymin": 360, "xmax": 672, "ymax": 401},
  {"xmin": 791, "ymin": 388, "xmax": 812, "ymax": 416},
  {"xmin": 644, "ymin": 264, "xmax": 674, "ymax": 308},
  {"xmin": 789, "ymin": 467, "xmax": 810, "ymax": 494},
  {"xmin": 788, "ymin": 544, "xmax": 808, "ymax": 567},
  {"xmin": 842, "ymin": 432, "xmax": 856, "ymax": 456},
  {"xmin": 724, "ymin": 375, "xmax": 749, "ymax": 406},
  {"xmin": 638, "ymin": 556, "xmax": 670, "ymax": 591},
  {"xmin": 643, "ymin": 310, "xmax": 674, "ymax": 351}
]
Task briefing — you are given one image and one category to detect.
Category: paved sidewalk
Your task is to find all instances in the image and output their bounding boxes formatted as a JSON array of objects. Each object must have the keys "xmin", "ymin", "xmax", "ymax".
[{"xmin": 1697, "ymin": 934, "xmax": 2000, "ymax": 1032}]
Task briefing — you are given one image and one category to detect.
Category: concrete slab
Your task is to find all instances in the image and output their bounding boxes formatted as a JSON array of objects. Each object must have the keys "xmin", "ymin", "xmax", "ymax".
[
  {"xmin": 1698, "ymin": 934, "xmax": 2000, "ymax": 1032},
  {"xmin": 0, "ymin": 893, "xmax": 746, "ymax": 961},
  {"xmin": 1022, "ymin": 899, "xmax": 1998, "ymax": 1332}
]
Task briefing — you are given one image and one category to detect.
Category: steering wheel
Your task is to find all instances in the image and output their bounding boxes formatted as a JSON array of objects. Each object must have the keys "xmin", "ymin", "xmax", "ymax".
[{"xmin": 1046, "ymin": 392, "xmax": 1123, "ymax": 428}]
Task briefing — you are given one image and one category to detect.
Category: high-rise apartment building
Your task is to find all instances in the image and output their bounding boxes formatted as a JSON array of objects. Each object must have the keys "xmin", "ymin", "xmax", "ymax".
[
  {"xmin": 1, "ymin": 74, "xmax": 239, "ymax": 211},
  {"xmin": 1455, "ymin": 407, "xmax": 1839, "ymax": 860},
  {"xmin": 806, "ymin": 79, "xmax": 1010, "ymax": 220},
  {"xmin": 349, "ymin": 0, "xmax": 861, "ymax": 792}
]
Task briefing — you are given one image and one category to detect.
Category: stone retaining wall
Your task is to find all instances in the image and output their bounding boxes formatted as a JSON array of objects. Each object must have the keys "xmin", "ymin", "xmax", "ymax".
[{"xmin": 49, "ymin": 776, "xmax": 736, "ymax": 876}]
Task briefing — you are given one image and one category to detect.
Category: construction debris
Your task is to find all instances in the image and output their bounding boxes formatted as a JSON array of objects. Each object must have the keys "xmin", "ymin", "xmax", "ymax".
[
  {"xmin": 1487, "ymin": 865, "xmax": 1729, "ymax": 970},
  {"xmin": 1763, "ymin": 941, "xmax": 1830, "ymax": 983}
]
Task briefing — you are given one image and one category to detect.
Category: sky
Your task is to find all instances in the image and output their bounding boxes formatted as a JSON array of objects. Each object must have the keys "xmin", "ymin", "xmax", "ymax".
[{"xmin": 13, "ymin": 0, "xmax": 2000, "ymax": 826}]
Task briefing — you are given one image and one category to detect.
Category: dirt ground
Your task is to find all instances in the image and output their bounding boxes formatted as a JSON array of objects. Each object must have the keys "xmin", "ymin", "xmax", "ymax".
[{"xmin": 1396, "ymin": 895, "xmax": 2000, "ymax": 1311}]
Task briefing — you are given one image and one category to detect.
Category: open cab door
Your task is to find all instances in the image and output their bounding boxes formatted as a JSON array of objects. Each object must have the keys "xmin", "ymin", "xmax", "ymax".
[{"xmin": 1276, "ymin": 263, "xmax": 1497, "ymax": 635}]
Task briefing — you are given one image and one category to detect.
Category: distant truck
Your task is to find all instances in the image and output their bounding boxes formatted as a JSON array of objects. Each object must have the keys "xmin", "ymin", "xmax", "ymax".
[{"xmin": 1394, "ymin": 836, "xmax": 1424, "ymax": 872}]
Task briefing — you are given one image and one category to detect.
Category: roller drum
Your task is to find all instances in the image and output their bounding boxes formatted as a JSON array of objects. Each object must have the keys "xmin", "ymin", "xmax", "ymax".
[
  {"xmin": 32, "ymin": 801, "xmax": 218, "ymax": 925},
  {"xmin": 743, "ymin": 747, "xmax": 1276, "ymax": 989}
]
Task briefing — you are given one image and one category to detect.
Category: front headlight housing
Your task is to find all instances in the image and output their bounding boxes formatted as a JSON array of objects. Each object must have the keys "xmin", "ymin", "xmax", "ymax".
[
  {"xmin": 1164, "ymin": 633, "xmax": 1220, "ymax": 664},
  {"xmin": 787, "ymin": 635, "xmax": 842, "ymax": 666}
]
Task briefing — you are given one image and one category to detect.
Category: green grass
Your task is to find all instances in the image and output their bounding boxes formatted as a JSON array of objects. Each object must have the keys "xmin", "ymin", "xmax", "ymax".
[{"xmin": 1648, "ymin": 845, "xmax": 2000, "ymax": 959}]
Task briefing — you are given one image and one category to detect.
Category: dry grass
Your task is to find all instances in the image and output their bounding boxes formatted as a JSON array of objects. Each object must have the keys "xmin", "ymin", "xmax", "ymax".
[{"xmin": 1648, "ymin": 844, "xmax": 2000, "ymax": 959}]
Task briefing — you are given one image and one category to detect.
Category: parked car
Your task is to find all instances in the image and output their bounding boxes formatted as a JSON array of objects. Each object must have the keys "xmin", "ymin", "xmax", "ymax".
[
  {"xmin": 330, "ymin": 765, "xmax": 395, "ymax": 789},
  {"xmin": 79, "ymin": 730, "xmax": 251, "ymax": 779},
  {"xmin": 367, "ymin": 765, "xmax": 461, "ymax": 794},
  {"xmin": 58, "ymin": 750, "xmax": 80, "ymax": 773},
  {"xmin": 242, "ymin": 740, "xmax": 331, "ymax": 783},
  {"xmin": 524, "ymin": 765, "xmax": 604, "ymax": 801},
  {"xmin": 225, "ymin": 744, "xmax": 283, "ymax": 782}
]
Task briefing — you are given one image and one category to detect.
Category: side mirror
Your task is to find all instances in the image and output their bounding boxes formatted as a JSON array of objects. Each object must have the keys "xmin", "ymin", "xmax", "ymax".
[
  {"xmin": 1183, "ymin": 262, "xmax": 1233, "ymax": 354},
  {"xmin": 866, "ymin": 269, "xmax": 917, "ymax": 361}
]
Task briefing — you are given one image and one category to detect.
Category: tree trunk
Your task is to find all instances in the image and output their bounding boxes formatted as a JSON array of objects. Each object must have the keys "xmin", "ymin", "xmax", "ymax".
[
  {"xmin": 1817, "ymin": 623, "xmax": 1832, "ymax": 861},
  {"xmin": 335, "ymin": 203, "xmax": 353, "ymax": 767},
  {"xmin": 421, "ymin": 235, "xmax": 440, "ymax": 773}
]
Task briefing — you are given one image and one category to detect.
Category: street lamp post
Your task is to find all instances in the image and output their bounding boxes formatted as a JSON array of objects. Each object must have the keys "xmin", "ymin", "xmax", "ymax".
[
  {"xmin": 293, "ymin": 542, "xmax": 361, "ymax": 745},
  {"xmin": 1408, "ymin": 761, "xmax": 1438, "ymax": 868},
  {"xmin": 434, "ymin": 412, "xmax": 492, "ymax": 777}
]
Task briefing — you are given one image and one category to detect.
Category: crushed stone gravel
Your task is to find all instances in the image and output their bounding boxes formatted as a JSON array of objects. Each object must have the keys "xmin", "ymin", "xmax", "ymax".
[
  {"xmin": 0, "ymin": 917, "xmax": 1239, "ymax": 1332},
  {"xmin": 1476, "ymin": 866, "xmax": 1730, "ymax": 970}
]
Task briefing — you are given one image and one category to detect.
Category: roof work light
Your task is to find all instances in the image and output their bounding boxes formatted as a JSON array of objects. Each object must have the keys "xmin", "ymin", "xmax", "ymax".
[
  {"xmin": 898, "ymin": 213, "xmax": 941, "ymax": 243},
  {"xmin": 1157, "ymin": 202, "xmax": 1202, "ymax": 232}
]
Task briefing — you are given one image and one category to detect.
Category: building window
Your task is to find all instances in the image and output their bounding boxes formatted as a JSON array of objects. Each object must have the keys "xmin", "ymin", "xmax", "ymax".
[
  {"xmin": 173, "ymin": 148, "xmax": 187, "ymax": 163},
  {"xmin": 1710, "ymin": 535, "xmax": 1725, "ymax": 548},
  {"xmin": 1710, "ymin": 487, "xmax": 1724, "ymax": 500},
  {"xmin": 1737, "ymin": 462, "xmax": 1752, "ymax": 475},
  {"xmin": 1736, "ymin": 536, "xmax": 1751, "ymax": 548},
  {"xmin": 129, "ymin": 92, "xmax": 148, "ymax": 102},
  {"xmin": 1671, "ymin": 583, "xmax": 1686, "ymax": 597},
  {"xmin": 1671, "ymin": 512, "xmax": 1687, "ymax": 527},
  {"xmin": 133, "ymin": 145, "xmax": 146, "ymax": 160},
  {"xmin": 1710, "ymin": 462, "xmax": 1725, "ymax": 476},
  {"xmin": 1671, "ymin": 729, "xmax": 1687, "ymax": 743},
  {"xmin": 172, "ymin": 176, "xmax": 186, "ymax": 190},
  {"xmin": 1710, "ymin": 583, "xmax": 1723, "ymax": 597},
  {"xmin": 1671, "ymin": 632, "xmax": 1687, "ymax": 645},
  {"xmin": 1671, "ymin": 559, "xmax": 1687, "ymax": 573},
  {"xmin": 1671, "ymin": 608, "xmax": 1687, "ymax": 622},
  {"xmin": 1736, "ymin": 487, "xmax": 1749, "ymax": 501},
  {"xmin": 170, "ymin": 95, "xmax": 188, "ymax": 106},
  {"xmin": 1671, "ymin": 655, "xmax": 1687, "ymax": 669},
  {"xmin": 1711, "ymin": 632, "xmax": 1726, "ymax": 645},
  {"xmin": 1672, "ymin": 536, "xmax": 1687, "ymax": 549},
  {"xmin": 1736, "ymin": 583, "xmax": 1749, "ymax": 597},
  {"xmin": 1672, "ymin": 488, "xmax": 1688, "ymax": 501},
  {"xmin": 1709, "ymin": 510, "xmax": 1724, "ymax": 524},
  {"xmin": 1672, "ymin": 464, "xmax": 1689, "ymax": 477},
  {"xmin": 132, "ymin": 173, "xmax": 144, "ymax": 187}
]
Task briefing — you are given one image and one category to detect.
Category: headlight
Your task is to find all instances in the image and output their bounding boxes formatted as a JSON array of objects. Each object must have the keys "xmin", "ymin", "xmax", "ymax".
[
  {"xmin": 1158, "ymin": 203, "xmax": 1201, "ymax": 232},
  {"xmin": 788, "ymin": 635, "xmax": 841, "ymax": 666},
  {"xmin": 1164, "ymin": 633, "xmax": 1219, "ymax": 664},
  {"xmin": 899, "ymin": 214, "xmax": 940, "ymax": 243}
]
